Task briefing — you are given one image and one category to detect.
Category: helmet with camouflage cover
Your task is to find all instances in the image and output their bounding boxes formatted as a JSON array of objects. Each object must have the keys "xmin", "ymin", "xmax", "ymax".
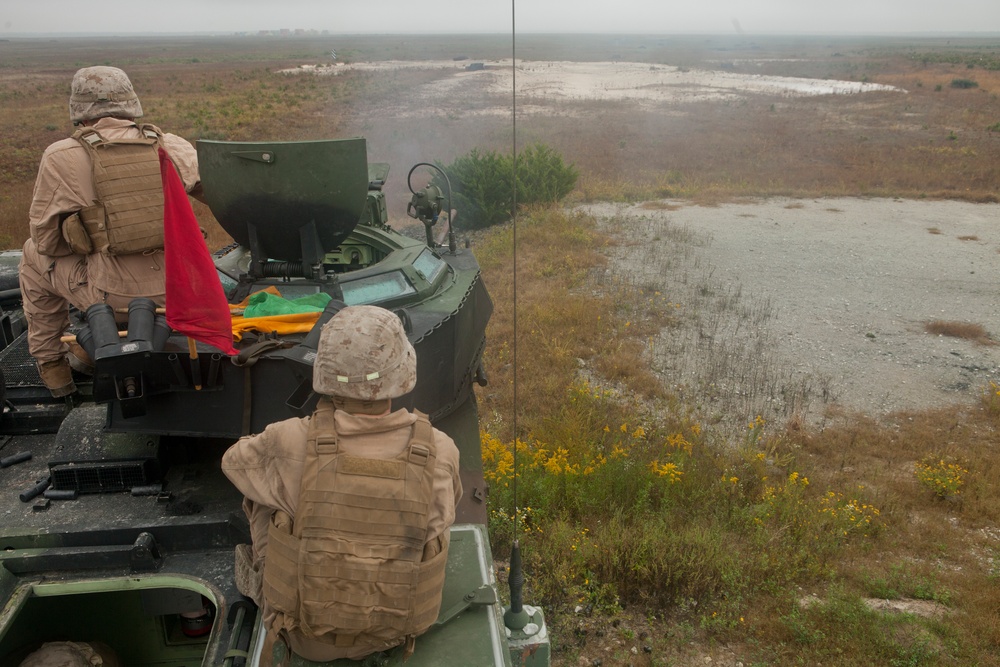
[
  {"xmin": 18, "ymin": 640, "xmax": 120, "ymax": 667},
  {"xmin": 69, "ymin": 66, "xmax": 143, "ymax": 125},
  {"xmin": 313, "ymin": 305, "xmax": 416, "ymax": 401}
]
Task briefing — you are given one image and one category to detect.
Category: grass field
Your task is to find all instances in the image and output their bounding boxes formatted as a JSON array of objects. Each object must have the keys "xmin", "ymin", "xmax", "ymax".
[{"xmin": 3, "ymin": 33, "xmax": 1000, "ymax": 666}]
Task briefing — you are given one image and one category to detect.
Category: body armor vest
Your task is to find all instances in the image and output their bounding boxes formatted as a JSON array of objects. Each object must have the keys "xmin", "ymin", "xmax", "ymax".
[
  {"xmin": 262, "ymin": 400, "xmax": 449, "ymax": 657},
  {"xmin": 70, "ymin": 124, "xmax": 166, "ymax": 256}
]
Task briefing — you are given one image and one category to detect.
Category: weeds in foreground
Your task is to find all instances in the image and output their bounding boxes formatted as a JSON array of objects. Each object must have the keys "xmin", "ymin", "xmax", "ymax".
[
  {"xmin": 484, "ymin": 395, "xmax": 886, "ymax": 621},
  {"xmin": 914, "ymin": 456, "xmax": 968, "ymax": 499},
  {"xmin": 478, "ymin": 208, "xmax": 1000, "ymax": 666},
  {"xmin": 778, "ymin": 587, "xmax": 941, "ymax": 666}
]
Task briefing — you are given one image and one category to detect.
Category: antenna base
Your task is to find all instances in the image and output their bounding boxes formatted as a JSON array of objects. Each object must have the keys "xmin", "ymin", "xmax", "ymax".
[
  {"xmin": 503, "ymin": 604, "xmax": 550, "ymax": 666},
  {"xmin": 504, "ymin": 605, "xmax": 530, "ymax": 631}
]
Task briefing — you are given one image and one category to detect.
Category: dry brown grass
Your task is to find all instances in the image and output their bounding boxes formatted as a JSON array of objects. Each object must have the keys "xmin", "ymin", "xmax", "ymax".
[
  {"xmin": 924, "ymin": 319, "xmax": 995, "ymax": 345},
  {"xmin": 473, "ymin": 208, "xmax": 673, "ymax": 440},
  {"xmin": 771, "ymin": 400, "xmax": 1000, "ymax": 662}
]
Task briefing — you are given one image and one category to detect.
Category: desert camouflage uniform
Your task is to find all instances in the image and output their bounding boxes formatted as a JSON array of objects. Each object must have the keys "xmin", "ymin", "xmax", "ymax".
[
  {"xmin": 221, "ymin": 408, "xmax": 462, "ymax": 661},
  {"xmin": 222, "ymin": 306, "xmax": 462, "ymax": 662},
  {"xmin": 18, "ymin": 116, "xmax": 200, "ymax": 365}
]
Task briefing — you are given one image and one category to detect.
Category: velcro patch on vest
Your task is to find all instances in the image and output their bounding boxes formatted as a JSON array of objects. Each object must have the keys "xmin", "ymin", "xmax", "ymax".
[{"xmin": 339, "ymin": 455, "xmax": 404, "ymax": 479}]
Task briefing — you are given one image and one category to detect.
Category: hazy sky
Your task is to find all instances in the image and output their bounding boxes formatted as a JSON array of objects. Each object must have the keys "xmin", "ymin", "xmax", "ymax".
[{"xmin": 2, "ymin": 0, "xmax": 999, "ymax": 36}]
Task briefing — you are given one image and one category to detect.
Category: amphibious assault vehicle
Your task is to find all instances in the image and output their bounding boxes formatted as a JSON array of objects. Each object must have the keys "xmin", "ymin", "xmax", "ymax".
[{"xmin": 0, "ymin": 138, "xmax": 548, "ymax": 666}]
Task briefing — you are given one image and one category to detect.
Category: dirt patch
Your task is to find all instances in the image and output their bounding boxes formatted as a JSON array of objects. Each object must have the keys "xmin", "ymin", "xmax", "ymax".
[{"xmin": 580, "ymin": 197, "xmax": 1000, "ymax": 426}]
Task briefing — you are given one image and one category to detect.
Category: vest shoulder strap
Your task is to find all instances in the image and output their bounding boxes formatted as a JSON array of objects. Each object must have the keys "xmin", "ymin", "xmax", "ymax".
[
  {"xmin": 72, "ymin": 123, "xmax": 163, "ymax": 152},
  {"xmin": 138, "ymin": 122, "xmax": 164, "ymax": 140},
  {"xmin": 72, "ymin": 126, "xmax": 106, "ymax": 148},
  {"xmin": 407, "ymin": 411, "xmax": 435, "ymax": 466},
  {"xmin": 307, "ymin": 398, "xmax": 339, "ymax": 455}
]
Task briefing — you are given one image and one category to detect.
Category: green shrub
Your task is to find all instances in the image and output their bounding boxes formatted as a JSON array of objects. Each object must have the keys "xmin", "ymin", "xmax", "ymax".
[
  {"xmin": 515, "ymin": 144, "xmax": 579, "ymax": 206},
  {"xmin": 437, "ymin": 148, "xmax": 513, "ymax": 230},
  {"xmin": 436, "ymin": 144, "xmax": 578, "ymax": 229},
  {"xmin": 950, "ymin": 78, "xmax": 979, "ymax": 89}
]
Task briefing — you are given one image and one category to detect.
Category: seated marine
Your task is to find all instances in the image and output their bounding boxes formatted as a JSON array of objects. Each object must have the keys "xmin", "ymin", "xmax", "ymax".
[
  {"xmin": 222, "ymin": 305, "xmax": 462, "ymax": 663},
  {"xmin": 18, "ymin": 65, "xmax": 202, "ymax": 397}
]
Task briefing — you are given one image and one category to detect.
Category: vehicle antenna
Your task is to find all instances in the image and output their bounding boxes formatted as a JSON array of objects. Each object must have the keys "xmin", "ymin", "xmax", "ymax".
[{"xmin": 503, "ymin": 0, "xmax": 530, "ymax": 633}]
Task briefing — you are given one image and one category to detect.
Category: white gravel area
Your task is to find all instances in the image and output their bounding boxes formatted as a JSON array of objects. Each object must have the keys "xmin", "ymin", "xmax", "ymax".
[
  {"xmin": 282, "ymin": 59, "xmax": 903, "ymax": 115},
  {"xmin": 579, "ymin": 197, "xmax": 1000, "ymax": 421}
]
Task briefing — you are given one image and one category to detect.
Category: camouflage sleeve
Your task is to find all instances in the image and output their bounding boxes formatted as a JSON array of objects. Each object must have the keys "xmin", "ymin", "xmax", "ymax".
[
  {"xmin": 428, "ymin": 428, "xmax": 462, "ymax": 541},
  {"xmin": 220, "ymin": 418, "xmax": 307, "ymax": 517},
  {"xmin": 161, "ymin": 133, "xmax": 201, "ymax": 193},
  {"xmin": 28, "ymin": 143, "xmax": 89, "ymax": 257}
]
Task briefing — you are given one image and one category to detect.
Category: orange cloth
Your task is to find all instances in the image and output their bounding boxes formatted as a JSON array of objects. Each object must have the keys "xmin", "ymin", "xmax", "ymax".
[{"xmin": 230, "ymin": 312, "xmax": 322, "ymax": 341}]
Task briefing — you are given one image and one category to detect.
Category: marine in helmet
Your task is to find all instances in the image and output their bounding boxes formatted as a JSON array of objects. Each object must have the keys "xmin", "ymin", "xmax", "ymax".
[
  {"xmin": 18, "ymin": 66, "xmax": 203, "ymax": 397},
  {"xmin": 222, "ymin": 305, "xmax": 462, "ymax": 664}
]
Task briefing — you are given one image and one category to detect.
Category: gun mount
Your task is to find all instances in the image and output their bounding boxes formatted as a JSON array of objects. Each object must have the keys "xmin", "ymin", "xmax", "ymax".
[{"xmin": 199, "ymin": 138, "xmax": 369, "ymax": 283}]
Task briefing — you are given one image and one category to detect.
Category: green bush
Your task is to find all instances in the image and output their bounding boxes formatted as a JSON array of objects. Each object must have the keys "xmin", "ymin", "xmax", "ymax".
[
  {"xmin": 515, "ymin": 144, "xmax": 579, "ymax": 206},
  {"xmin": 950, "ymin": 78, "xmax": 979, "ymax": 89},
  {"xmin": 436, "ymin": 144, "xmax": 578, "ymax": 229}
]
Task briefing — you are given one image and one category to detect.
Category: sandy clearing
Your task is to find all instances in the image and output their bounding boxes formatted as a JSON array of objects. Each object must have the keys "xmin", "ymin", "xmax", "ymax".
[
  {"xmin": 579, "ymin": 198, "xmax": 1000, "ymax": 422},
  {"xmin": 282, "ymin": 59, "xmax": 903, "ymax": 114}
]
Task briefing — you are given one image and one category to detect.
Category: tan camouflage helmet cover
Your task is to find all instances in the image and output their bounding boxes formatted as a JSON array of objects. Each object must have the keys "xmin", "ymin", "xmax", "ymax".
[
  {"xmin": 69, "ymin": 66, "xmax": 143, "ymax": 125},
  {"xmin": 313, "ymin": 305, "xmax": 417, "ymax": 400},
  {"xmin": 18, "ymin": 641, "xmax": 106, "ymax": 667}
]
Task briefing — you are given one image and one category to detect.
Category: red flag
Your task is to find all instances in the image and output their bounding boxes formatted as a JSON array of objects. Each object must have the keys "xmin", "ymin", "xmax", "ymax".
[{"xmin": 160, "ymin": 147, "xmax": 238, "ymax": 355}]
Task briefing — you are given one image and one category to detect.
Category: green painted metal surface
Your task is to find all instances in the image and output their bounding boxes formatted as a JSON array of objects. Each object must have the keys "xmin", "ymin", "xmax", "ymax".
[{"xmin": 197, "ymin": 138, "xmax": 369, "ymax": 262}]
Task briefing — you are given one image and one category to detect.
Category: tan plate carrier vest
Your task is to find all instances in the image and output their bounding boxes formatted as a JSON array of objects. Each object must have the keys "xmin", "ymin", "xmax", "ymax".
[
  {"xmin": 67, "ymin": 124, "xmax": 166, "ymax": 256},
  {"xmin": 262, "ymin": 400, "xmax": 450, "ymax": 659}
]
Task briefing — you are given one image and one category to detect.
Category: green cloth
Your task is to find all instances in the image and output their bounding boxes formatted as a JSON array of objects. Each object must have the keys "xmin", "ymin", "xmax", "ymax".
[{"xmin": 243, "ymin": 291, "xmax": 332, "ymax": 318}]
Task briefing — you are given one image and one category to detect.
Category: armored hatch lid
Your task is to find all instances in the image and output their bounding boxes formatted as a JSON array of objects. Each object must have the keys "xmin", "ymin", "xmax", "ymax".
[{"xmin": 197, "ymin": 138, "xmax": 369, "ymax": 263}]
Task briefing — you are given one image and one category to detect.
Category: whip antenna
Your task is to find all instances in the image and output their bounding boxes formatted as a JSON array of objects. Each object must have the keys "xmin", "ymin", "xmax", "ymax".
[{"xmin": 503, "ymin": 0, "xmax": 529, "ymax": 633}]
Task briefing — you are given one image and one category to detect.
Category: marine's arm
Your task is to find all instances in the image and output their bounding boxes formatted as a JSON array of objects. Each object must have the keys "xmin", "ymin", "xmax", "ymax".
[
  {"xmin": 161, "ymin": 133, "xmax": 206, "ymax": 203},
  {"xmin": 221, "ymin": 420, "xmax": 307, "ymax": 518},
  {"xmin": 429, "ymin": 429, "xmax": 462, "ymax": 539},
  {"xmin": 28, "ymin": 144, "xmax": 89, "ymax": 257}
]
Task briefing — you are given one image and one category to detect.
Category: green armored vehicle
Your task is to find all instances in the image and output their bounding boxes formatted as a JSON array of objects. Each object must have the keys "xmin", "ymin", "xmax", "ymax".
[{"xmin": 0, "ymin": 138, "xmax": 548, "ymax": 666}]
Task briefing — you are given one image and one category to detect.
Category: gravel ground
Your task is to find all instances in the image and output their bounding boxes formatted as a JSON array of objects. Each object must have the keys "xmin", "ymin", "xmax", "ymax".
[{"xmin": 579, "ymin": 197, "xmax": 1000, "ymax": 423}]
